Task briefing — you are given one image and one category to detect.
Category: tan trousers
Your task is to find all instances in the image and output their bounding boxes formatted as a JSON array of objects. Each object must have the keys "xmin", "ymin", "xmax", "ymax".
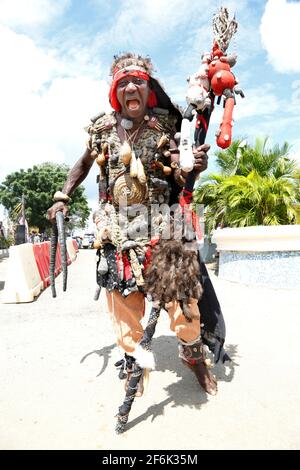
[{"xmin": 106, "ymin": 289, "xmax": 201, "ymax": 353}]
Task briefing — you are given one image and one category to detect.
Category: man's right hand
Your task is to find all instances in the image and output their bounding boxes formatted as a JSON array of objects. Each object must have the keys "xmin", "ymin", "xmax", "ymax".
[
  {"xmin": 47, "ymin": 202, "xmax": 69, "ymax": 224},
  {"xmin": 46, "ymin": 148, "xmax": 95, "ymax": 224}
]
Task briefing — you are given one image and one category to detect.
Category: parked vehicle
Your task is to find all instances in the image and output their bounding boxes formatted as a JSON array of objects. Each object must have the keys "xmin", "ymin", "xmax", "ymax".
[
  {"xmin": 72, "ymin": 236, "xmax": 82, "ymax": 249},
  {"xmin": 82, "ymin": 234, "xmax": 95, "ymax": 249}
]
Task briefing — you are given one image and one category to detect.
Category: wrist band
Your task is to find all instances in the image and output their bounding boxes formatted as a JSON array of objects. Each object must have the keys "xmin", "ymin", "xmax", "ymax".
[{"xmin": 53, "ymin": 191, "xmax": 71, "ymax": 203}]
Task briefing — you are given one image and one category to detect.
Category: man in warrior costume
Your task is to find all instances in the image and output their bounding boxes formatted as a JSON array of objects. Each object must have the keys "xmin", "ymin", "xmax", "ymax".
[{"xmin": 47, "ymin": 53, "xmax": 230, "ymax": 404}]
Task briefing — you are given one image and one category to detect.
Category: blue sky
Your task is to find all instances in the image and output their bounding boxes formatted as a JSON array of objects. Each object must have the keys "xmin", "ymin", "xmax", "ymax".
[{"xmin": 0, "ymin": 0, "xmax": 300, "ymax": 217}]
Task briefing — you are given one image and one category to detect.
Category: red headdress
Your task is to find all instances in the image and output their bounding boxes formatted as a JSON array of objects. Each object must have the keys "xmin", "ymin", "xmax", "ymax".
[
  {"xmin": 108, "ymin": 53, "xmax": 182, "ymax": 130},
  {"xmin": 109, "ymin": 64, "xmax": 158, "ymax": 112}
]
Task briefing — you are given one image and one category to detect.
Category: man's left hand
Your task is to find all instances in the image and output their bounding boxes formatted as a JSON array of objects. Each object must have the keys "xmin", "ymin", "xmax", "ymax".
[{"xmin": 193, "ymin": 143, "xmax": 210, "ymax": 173}]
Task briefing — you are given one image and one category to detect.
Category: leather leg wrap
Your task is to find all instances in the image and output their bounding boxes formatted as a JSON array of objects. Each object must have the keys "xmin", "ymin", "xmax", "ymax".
[
  {"xmin": 179, "ymin": 338, "xmax": 206, "ymax": 365},
  {"xmin": 124, "ymin": 354, "xmax": 144, "ymax": 397},
  {"xmin": 179, "ymin": 339, "xmax": 217, "ymax": 396}
]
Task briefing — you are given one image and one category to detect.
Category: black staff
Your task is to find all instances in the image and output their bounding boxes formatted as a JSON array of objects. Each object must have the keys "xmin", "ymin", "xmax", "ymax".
[{"xmin": 50, "ymin": 211, "xmax": 68, "ymax": 297}]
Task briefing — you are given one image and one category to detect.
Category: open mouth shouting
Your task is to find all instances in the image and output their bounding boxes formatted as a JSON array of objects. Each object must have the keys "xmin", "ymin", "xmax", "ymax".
[
  {"xmin": 116, "ymin": 75, "xmax": 150, "ymax": 120},
  {"xmin": 126, "ymin": 98, "xmax": 141, "ymax": 111}
]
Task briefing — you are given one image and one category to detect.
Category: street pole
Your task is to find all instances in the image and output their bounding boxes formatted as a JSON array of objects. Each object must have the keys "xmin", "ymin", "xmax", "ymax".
[
  {"xmin": 15, "ymin": 194, "xmax": 27, "ymax": 245},
  {"xmin": 22, "ymin": 194, "xmax": 28, "ymax": 242},
  {"xmin": 21, "ymin": 194, "xmax": 25, "ymax": 221}
]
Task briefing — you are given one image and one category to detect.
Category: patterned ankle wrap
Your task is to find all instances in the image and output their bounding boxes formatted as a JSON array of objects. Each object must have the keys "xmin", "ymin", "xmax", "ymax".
[{"xmin": 179, "ymin": 339, "xmax": 206, "ymax": 365}]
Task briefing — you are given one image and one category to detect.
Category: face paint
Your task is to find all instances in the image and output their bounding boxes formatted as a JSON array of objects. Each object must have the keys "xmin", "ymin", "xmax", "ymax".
[{"xmin": 116, "ymin": 74, "xmax": 150, "ymax": 120}]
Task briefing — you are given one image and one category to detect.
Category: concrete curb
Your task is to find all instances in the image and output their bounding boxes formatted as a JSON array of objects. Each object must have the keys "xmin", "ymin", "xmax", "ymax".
[{"xmin": 0, "ymin": 248, "xmax": 9, "ymax": 258}]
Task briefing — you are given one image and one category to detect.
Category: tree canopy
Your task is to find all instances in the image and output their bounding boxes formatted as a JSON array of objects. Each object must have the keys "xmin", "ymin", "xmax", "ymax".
[
  {"xmin": 194, "ymin": 137, "xmax": 300, "ymax": 232},
  {"xmin": 0, "ymin": 163, "xmax": 90, "ymax": 232}
]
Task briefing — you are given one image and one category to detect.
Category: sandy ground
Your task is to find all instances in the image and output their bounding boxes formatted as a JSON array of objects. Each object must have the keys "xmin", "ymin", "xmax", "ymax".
[{"xmin": 0, "ymin": 249, "xmax": 299, "ymax": 450}]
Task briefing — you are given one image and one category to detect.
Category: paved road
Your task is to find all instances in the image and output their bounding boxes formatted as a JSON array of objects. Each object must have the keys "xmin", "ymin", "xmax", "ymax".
[{"xmin": 0, "ymin": 250, "xmax": 299, "ymax": 450}]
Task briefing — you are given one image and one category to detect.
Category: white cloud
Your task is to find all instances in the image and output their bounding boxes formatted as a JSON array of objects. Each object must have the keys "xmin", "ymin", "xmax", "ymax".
[
  {"xmin": 92, "ymin": 0, "xmax": 238, "ymax": 53},
  {"xmin": 0, "ymin": 25, "xmax": 56, "ymax": 93},
  {"xmin": 291, "ymin": 79, "xmax": 300, "ymax": 110},
  {"xmin": 289, "ymin": 138, "xmax": 300, "ymax": 164},
  {"xmin": 205, "ymin": 83, "xmax": 298, "ymax": 153},
  {"xmin": 229, "ymin": 113, "xmax": 300, "ymax": 156},
  {"xmin": 0, "ymin": 0, "xmax": 70, "ymax": 27},
  {"xmin": 233, "ymin": 84, "xmax": 281, "ymax": 120},
  {"xmin": 0, "ymin": 25, "xmax": 111, "ymax": 203},
  {"xmin": 206, "ymin": 84, "xmax": 281, "ymax": 129},
  {"xmin": 260, "ymin": 0, "xmax": 300, "ymax": 73},
  {"xmin": 93, "ymin": 0, "xmax": 195, "ymax": 51}
]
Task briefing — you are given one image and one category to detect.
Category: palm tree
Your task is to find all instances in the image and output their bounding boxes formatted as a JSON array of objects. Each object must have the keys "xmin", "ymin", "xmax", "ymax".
[
  {"xmin": 194, "ymin": 137, "xmax": 300, "ymax": 231},
  {"xmin": 214, "ymin": 137, "xmax": 296, "ymax": 178}
]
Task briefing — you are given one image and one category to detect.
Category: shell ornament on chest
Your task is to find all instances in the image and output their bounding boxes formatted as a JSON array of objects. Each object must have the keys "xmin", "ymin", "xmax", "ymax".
[
  {"xmin": 89, "ymin": 112, "xmax": 176, "ymax": 208},
  {"xmin": 112, "ymin": 172, "xmax": 149, "ymax": 206}
]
